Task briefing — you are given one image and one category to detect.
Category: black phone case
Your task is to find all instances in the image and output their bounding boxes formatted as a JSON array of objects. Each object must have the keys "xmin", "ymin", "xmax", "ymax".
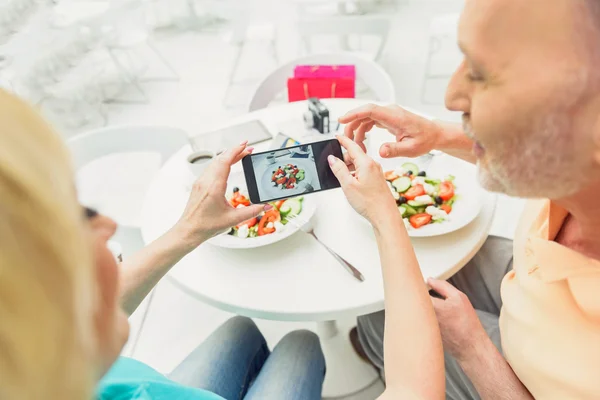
[{"xmin": 242, "ymin": 139, "xmax": 342, "ymax": 204}]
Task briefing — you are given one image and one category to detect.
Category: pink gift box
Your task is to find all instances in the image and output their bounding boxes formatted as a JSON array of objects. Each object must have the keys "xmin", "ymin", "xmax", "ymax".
[{"xmin": 293, "ymin": 65, "xmax": 356, "ymax": 79}]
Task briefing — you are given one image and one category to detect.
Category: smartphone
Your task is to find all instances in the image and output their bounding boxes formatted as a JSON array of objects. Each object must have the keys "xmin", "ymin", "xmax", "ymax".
[{"xmin": 242, "ymin": 139, "xmax": 343, "ymax": 204}]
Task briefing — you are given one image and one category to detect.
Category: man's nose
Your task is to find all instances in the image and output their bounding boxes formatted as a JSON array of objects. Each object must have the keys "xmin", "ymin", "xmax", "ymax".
[{"xmin": 445, "ymin": 61, "xmax": 471, "ymax": 113}]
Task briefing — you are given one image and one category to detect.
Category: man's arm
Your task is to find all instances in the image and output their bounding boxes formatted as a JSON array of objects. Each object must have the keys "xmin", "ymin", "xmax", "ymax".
[
  {"xmin": 372, "ymin": 212, "xmax": 445, "ymax": 400},
  {"xmin": 433, "ymin": 120, "xmax": 477, "ymax": 164},
  {"xmin": 459, "ymin": 337, "xmax": 533, "ymax": 399}
]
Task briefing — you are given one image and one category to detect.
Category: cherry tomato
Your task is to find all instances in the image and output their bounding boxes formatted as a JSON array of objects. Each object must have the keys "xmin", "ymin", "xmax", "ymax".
[
  {"xmin": 439, "ymin": 182, "xmax": 455, "ymax": 201},
  {"xmin": 384, "ymin": 170, "xmax": 399, "ymax": 181},
  {"xmin": 409, "ymin": 213, "xmax": 432, "ymax": 229},
  {"xmin": 276, "ymin": 177, "xmax": 287, "ymax": 185},
  {"xmin": 404, "ymin": 184, "xmax": 426, "ymax": 200},
  {"xmin": 440, "ymin": 204, "xmax": 452, "ymax": 214}
]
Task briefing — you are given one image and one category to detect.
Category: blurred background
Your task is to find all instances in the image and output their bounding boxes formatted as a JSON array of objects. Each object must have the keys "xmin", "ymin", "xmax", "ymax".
[{"xmin": 0, "ymin": 0, "xmax": 464, "ymax": 137}]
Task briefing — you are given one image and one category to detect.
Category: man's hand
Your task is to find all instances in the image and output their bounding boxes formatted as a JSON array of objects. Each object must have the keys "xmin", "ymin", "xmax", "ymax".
[
  {"xmin": 428, "ymin": 278, "xmax": 489, "ymax": 361},
  {"xmin": 338, "ymin": 104, "xmax": 443, "ymax": 158}
]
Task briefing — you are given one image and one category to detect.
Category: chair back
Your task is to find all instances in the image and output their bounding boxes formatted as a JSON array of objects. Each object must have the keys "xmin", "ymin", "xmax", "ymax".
[
  {"xmin": 249, "ymin": 52, "xmax": 395, "ymax": 111},
  {"xmin": 67, "ymin": 125, "xmax": 188, "ymax": 256}
]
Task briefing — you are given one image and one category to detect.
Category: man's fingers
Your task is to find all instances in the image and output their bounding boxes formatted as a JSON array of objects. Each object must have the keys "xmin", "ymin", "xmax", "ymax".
[
  {"xmin": 343, "ymin": 119, "xmax": 363, "ymax": 140},
  {"xmin": 339, "ymin": 103, "xmax": 378, "ymax": 123},
  {"xmin": 339, "ymin": 104, "xmax": 396, "ymax": 126},
  {"xmin": 379, "ymin": 140, "xmax": 418, "ymax": 158},
  {"xmin": 427, "ymin": 278, "xmax": 458, "ymax": 299},
  {"xmin": 328, "ymin": 155, "xmax": 355, "ymax": 187},
  {"xmin": 354, "ymin": 121, "xmax": 375, "ymax": 146},
  {"xmin": 337, "ymin": 135, "xmax": 369, "ymax": 166}
]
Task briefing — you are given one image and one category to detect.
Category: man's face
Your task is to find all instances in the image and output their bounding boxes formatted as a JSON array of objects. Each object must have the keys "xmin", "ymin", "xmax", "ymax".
[{"xmin": 446, "ymin": 0, "xmax": 600, "ymax": 198}]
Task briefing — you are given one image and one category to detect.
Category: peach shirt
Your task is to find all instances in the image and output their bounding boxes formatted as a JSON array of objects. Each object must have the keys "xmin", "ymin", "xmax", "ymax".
[{"xmin": 500, "ymin": 200, "xmax": 600, "ymax": 399}]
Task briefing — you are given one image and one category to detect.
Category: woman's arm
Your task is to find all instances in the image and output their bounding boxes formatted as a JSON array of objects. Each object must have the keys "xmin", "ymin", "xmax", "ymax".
[
  {"xmin": 118, "ymin": 144, "xmax": 266, "ymax": 315},
  {"xmin": 372, "ymin": 212, "xmax": 445, "ymax": 400},
  {"xmin": 118, "ymin": 225, "xmax": 197, "ymax": 315},
  {"xmin": 329, "ymin": 135, "xmax": 445, "ymax": 400}
]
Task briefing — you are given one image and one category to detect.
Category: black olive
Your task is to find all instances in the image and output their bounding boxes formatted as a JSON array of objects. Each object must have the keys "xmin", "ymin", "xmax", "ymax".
[
  {"xmin": 294, "ymin": 165, "xmax": 297, "ymax": 168},
  {"xmin": 397, "ymin": 196, "xmax": 407, "ymax": 205},
  {"xmin": 435, "ymin": 196, "xmax": 443, "ymax": 205},
  {"xmin": 233, "ymin": 187, "xmax": 239, "ymax": 193},
  {"xmin": 272, "ymin": 171, "xmax": 275, "ymax": 173},
  {"xmin": 256, "ymin": 215, "xmax": 262, "ymax": 222},
  {"xmin": 407, "ymin": 170, "xmax": 413, "ymax": 175},
  {"xmin": 417, "ymin": 171, "xmax": 426, "ymax": 177}
]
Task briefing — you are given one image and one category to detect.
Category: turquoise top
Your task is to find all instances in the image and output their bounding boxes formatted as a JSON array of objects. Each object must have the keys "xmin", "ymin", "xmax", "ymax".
[{"xmin": 97, "ymin": 357, "xmax": 225, "ymax": 400}]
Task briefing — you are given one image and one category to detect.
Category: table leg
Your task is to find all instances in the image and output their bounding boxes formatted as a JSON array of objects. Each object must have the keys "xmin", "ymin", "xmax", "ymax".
[{"xmin": 317, "ymin": 320, "xmax": 380, "ymax": 398}]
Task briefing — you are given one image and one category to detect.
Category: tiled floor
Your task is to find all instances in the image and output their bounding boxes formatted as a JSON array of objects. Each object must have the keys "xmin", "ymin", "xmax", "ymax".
[{"xmin": 75, "ymin": 1, "xmax": 526, "ymax": 398}]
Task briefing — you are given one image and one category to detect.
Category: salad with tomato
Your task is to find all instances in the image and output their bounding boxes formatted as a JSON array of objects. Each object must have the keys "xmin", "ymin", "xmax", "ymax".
[
  {"xmin": 271, "ymin": 164, "xmax": 305, "ymax": 190},
  {"xmin": 384, "ymin": 162, "xmax": 457, "ymax": 230},
  {"xmin": 227, "ymin": 187, "xmax": 304, "ymax": 238}
]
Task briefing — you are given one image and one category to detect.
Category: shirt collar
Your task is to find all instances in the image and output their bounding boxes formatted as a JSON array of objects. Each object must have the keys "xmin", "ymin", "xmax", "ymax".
[{"xmin": 528, "ymin": 201, "xmax": 599, "ymax": 283}]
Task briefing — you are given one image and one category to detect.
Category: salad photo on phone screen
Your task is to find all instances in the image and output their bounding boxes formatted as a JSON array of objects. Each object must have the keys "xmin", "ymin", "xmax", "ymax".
[{"xmin": 252, "ymin": 146, "xmax": 321, "ymax": 201}]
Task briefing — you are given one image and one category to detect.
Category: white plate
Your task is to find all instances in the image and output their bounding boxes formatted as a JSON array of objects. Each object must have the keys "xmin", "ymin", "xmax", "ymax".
[
  {"xmin": 357, "ymin": 155, "xmax": 484, "ymax": 237},
  {"xmin": 260, "ymin": 158, "xmax": 317, "ymax": 198},
  {"xmin": 207, "ymin": 172, "xmax": 317, "ymax": 249}
]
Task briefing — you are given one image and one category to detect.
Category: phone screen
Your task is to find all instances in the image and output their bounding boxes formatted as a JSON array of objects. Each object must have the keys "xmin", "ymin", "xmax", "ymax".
[{"xmin": 242, "ymin": 139, "xmax": 343, "ymax": 203}]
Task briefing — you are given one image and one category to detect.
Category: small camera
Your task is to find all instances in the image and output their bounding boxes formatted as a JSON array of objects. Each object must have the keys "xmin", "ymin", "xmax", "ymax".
[{"xmin": 303, "ymin": 97, "xmax": 330, "ymax": 134}]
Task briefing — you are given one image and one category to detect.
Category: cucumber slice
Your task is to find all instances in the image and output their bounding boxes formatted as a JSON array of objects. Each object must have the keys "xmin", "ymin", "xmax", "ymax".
[
  {"xmin": 392, "ymin": 176, "xmax": 412, "ymax": 193},
  {"xmin": 401, "ymin": 162, "xmax": 419, "ymax": 174},
  {"xmin": 398, "ymin": 205, "xmax": 407, "ymax": 216},
  {"xmin": 281, "ymin": 198, "xmax": 302, "ymax": 215},
  {"xmin": 407, "ymin": 200, "xmax": 422, "ymax": 207},
  {"xmin": 414, "ymin": 206, "xmax": 427, "ymax": 214},
  {"xmin": 403, "ymin": 204, "xmax": 418, "ymax": 217},
  {"xmin": 279, "ymin": 205, "xmax": 292, "ymax": 218}
]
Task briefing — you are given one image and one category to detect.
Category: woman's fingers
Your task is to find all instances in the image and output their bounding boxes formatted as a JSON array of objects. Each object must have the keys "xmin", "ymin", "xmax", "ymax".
[
  {"xmin": 328, "ymin": 155, "xmax": 355, "ymax": 187},
  {"xmin": 206, "ymin": 142, "xmax": 252, "ymax": 190}
]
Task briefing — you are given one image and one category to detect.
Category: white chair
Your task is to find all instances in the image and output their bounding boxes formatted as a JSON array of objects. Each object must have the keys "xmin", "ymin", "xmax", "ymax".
[
  {"xmin": 296, "ymin": 15, "xmax": 391, "ymax": 61},
  {"xmin": 249, "ymin": 52, "xmax": 395, "ymax": 111},
  {"xmin": 67, "ymin": 125, "xmax": 188, "ymax": 257}
]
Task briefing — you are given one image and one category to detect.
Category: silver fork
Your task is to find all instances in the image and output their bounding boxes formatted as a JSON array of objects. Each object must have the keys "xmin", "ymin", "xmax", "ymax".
[
  {"xmin": 286, "ymin": 214, "xmax": 365, "ymax": 282},
  {"xmin": 418, "ymin": 150, "xmax": 442, "ymax": 170}
]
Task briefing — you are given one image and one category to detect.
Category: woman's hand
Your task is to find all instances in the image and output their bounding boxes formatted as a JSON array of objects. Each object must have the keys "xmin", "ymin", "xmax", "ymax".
[
  {"xmin": 328, "ymin": 135, "xmax": 397, "ymax": 226},
  {"xmin": 174, "ymin": 142, "xmax": 271, "ymax": 248},
  {"xmin": 339, "ymin": 104, "xmax": 442, "ymax": 158}
]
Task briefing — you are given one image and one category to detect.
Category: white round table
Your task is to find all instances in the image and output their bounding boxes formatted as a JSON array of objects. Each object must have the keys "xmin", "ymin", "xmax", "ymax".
[{"xmin": 140, "ymin": 98, "xmax": 496, "ymax": 398}]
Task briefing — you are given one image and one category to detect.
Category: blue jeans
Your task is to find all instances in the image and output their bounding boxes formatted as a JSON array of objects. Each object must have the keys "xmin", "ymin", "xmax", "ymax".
[{"xmin": 169, "ymin": 316, "xmax": 326, "ymax": 400}]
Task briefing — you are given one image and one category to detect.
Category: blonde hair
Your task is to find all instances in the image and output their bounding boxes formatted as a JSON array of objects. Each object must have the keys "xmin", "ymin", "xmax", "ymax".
[{"xmin": 0, "ymin": 90, "xmax": 95, "ymax": 399}]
